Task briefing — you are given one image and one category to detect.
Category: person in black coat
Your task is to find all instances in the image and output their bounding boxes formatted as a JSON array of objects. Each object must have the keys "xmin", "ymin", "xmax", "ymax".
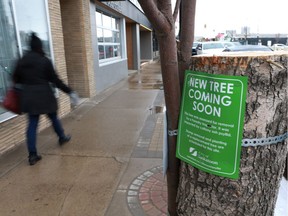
[{"xmin": 13, "ymin": 33, "xmax": 77, "ymax": 165}]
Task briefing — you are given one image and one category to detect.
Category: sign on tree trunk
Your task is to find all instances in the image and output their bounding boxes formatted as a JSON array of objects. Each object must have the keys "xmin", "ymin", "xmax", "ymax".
[
  {"xmin": 177, "ymin": 71, "xmax": 248, "ymax": 179},
  {"xmin": 177, "ymin": 53, "xmax": 287, "ymax": 216}
]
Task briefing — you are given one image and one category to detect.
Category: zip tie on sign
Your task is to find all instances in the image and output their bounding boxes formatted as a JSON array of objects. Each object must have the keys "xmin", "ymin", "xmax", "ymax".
[
  {"xmin": 168, "ymin": 130, "xmax": 178, "ymax": 136},
  {"xmin": 242, "ymin": 132, "xmax": 288, "ymax": 147}
]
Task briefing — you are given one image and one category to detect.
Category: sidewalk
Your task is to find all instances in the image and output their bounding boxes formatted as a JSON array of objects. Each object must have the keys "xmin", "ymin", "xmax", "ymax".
[
  {"xmin": 1, "ymin": 59, "xmax": 286, "ymax": 216},
  {"xmin": 0, "ymin": 60, "xmax": 167, "ymax": 216}
]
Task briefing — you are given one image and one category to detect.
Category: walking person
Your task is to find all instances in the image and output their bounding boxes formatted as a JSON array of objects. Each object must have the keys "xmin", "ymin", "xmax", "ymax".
[{"xmin": 13, "ymin": 33, "xmax": 78, "ymax": 165}]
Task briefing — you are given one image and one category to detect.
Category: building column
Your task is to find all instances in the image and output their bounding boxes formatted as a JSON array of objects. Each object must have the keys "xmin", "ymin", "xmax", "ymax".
[
  {"xmin": 140, "ymin": 30, "xmax": 153, "ymax": 62},
  {"xmin": 60, "ymin": 0, "xmax": 95, "ymax": 98},
  {"xmin": 132, "ymin": 23, "xmax": 141, "ymax": 70}
]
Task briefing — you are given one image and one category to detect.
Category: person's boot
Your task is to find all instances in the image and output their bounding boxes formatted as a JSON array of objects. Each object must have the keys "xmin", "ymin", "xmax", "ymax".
[
  {"xmin": 28, "ymin": 153, "xmax": 42, "ymax": 166},
  {"xmin": 59, "ymin": 135, "xmax": 71, "ymax": 145}
]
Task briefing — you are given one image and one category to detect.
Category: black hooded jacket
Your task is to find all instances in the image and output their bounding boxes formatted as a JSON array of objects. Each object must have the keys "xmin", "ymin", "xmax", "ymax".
[{"xmin": 13, "ymin": 51, "xmax": 72, "ymax": 114}]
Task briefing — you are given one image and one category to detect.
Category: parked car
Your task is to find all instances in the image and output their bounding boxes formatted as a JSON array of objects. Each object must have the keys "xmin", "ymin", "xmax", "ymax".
[
  {"xmin": 222, "ymin": 41, "xmax": 242, "ymax": 48},
  {"xmin": 223, "ymin": 45, "xmax": 273, "ymax": 52},
  {"xmin": 195, "ymin": 41, "xmax": 242, "ymax": 55},
  {"xmin": 192, "ymin": 42, "xmax": 199, "ymax": 56},
  {"xmin": 271, "ymin": 43, "xmax": 288, "ymax": 51},
  {"xmin": 196, "ymin": 41, "xmax": 225, "ymax": 55}
]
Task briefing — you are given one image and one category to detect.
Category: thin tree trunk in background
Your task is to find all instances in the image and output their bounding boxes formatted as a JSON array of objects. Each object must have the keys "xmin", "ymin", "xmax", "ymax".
[
  {"xmin": 177, "ymin": 54, "xmax": 288, "ymax": 215},
  {"xmin": 178, "ymin": 0, "xmax": 196, "ymax": 91},
  {"xmin": 138, "ymin": 1, "xmax": 181, "ymax": 215},
  {"xmin": 158, "ymin": 33, "xmax": 181, "ymax": 216},
  {"xmin": 173, "ymin": 0, "xmax": 181, "ymax": 22}
]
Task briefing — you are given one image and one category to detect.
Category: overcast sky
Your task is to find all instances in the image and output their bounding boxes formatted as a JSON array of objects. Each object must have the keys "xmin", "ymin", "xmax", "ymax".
[{"xmin": 173, "ymin": 0, "xmax": 288, "ymax": 36}]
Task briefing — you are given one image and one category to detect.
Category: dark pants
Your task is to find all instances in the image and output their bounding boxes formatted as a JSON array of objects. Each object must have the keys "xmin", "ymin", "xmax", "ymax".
[{"xmin": 27, "ymin": 112, "xmax": 65, "ymax": 154}]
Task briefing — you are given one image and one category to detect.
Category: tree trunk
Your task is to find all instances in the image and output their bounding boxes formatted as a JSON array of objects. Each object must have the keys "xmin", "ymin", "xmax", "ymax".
[
  {"xmin": 177, "ymin": 53, "xmax": 288, "ymax": 215},
  {"xmin": 158, "ymin": 31, "xmax": 181, "ymax": 216},
  {"xmin": 178, "ymin": 0, "xmax": 196, "ymax": 91},
  {"xmin": 138, "ymin": 1, "xmax": 182, "ymax": 215}
]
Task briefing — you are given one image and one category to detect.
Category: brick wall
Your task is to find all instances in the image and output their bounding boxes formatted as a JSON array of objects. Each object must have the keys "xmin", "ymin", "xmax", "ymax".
[
  {"xmin": 60, "ymin": 0, "xmax": 96, "ymax": 97},
  {"xmin": 48, "ymin": 0, "xmax": 72, "ymax": 117}
]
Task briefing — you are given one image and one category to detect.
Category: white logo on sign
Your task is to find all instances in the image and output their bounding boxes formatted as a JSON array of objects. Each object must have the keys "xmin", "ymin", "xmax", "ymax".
[{"xmin": 189, "ymin": 147, "xmax": 198, "ymax": 157}]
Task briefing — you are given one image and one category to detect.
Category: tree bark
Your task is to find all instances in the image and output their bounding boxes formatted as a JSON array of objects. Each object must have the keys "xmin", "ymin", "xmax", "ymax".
[
  {"xmin": 177, "ymin": 53, "xmax": 288, "ymax": 215},
  {"xmin": 173, "ymin": 0, "xmax": 181, "ymax": 22},
  {"xmin": 138, "ymin": 1, "xmax": 181, "ymax": 215},
  {"xmin": 178, "ymin": 0, "xmax": 196, "ymax": 91},
  {"xmin": 158, "ymin": 31, "xmax": 181, "ymax": 216}
]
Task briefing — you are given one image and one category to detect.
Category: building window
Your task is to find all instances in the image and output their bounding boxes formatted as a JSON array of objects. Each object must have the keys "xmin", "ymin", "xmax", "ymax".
[
  {"xmin": 0, "ymin": 0, "xmax": 19, "ymax": 116},
  {"xmin": 14, "ymin": 0, "xmax": 52, "ymax": 57},
  {"xmin": 0, "ymin": 0, "xmax": 52, "ymax": 119},
  {"xmin": 96, "ymin": 11, "xmax": 121, "ymax": 62}
]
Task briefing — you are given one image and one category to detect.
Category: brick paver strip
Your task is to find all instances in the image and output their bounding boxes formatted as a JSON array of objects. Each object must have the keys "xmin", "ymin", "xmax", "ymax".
[{"xmin": 127, "ymin": 166, "xmax": 167, "ymax": 216}]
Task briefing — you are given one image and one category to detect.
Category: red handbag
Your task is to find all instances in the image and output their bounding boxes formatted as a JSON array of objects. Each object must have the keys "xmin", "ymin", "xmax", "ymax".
[{"xmin": 2, "ymin": 88, "xmax": 21, "ymax": 114}]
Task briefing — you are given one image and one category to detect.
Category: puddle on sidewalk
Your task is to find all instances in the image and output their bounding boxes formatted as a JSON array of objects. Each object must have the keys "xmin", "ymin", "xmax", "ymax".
[
  {"xmin": 128, "ymin": 72, "xmax": 163, "ymax": 90},
  {"xmin": 149, "ymin": 105, "xmax": 166, "ymax": 114}
]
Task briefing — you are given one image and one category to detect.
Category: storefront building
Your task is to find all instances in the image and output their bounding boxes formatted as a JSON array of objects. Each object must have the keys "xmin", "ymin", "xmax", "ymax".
[{"xmin": 0, "ymin": 0, "xmax": 154, "ymax": 154}]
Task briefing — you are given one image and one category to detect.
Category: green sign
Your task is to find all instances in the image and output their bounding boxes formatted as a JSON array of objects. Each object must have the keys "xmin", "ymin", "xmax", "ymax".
[{"xmin": 176, "ymin": 70, "xmax": 248, "ymax": 179}]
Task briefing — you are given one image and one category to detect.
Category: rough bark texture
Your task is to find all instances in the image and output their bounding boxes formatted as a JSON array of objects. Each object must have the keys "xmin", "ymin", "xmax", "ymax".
[
  {"xmin": 158, "ymin": 33, "xmax": 181, "ymax": 216},
  {"xmin": 178, "ymin": 0, "xmax": 196, "ymax": 91},
  {"xmin": 138, "ymin": 1, "xmax": 181, "ymax": 215},
  {"xmin": 177, "ymin": 53, "xmax": 288, "ymax": 216},
  {"xmin": 173, "ymin": 0, "xmax": 181, "ymax": 22}
]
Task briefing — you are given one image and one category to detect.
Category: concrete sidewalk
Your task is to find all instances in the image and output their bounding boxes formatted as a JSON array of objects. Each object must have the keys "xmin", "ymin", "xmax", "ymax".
[{"xmin": 0, "ymin": 60, "xmax": 167, "ymax": 216}]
